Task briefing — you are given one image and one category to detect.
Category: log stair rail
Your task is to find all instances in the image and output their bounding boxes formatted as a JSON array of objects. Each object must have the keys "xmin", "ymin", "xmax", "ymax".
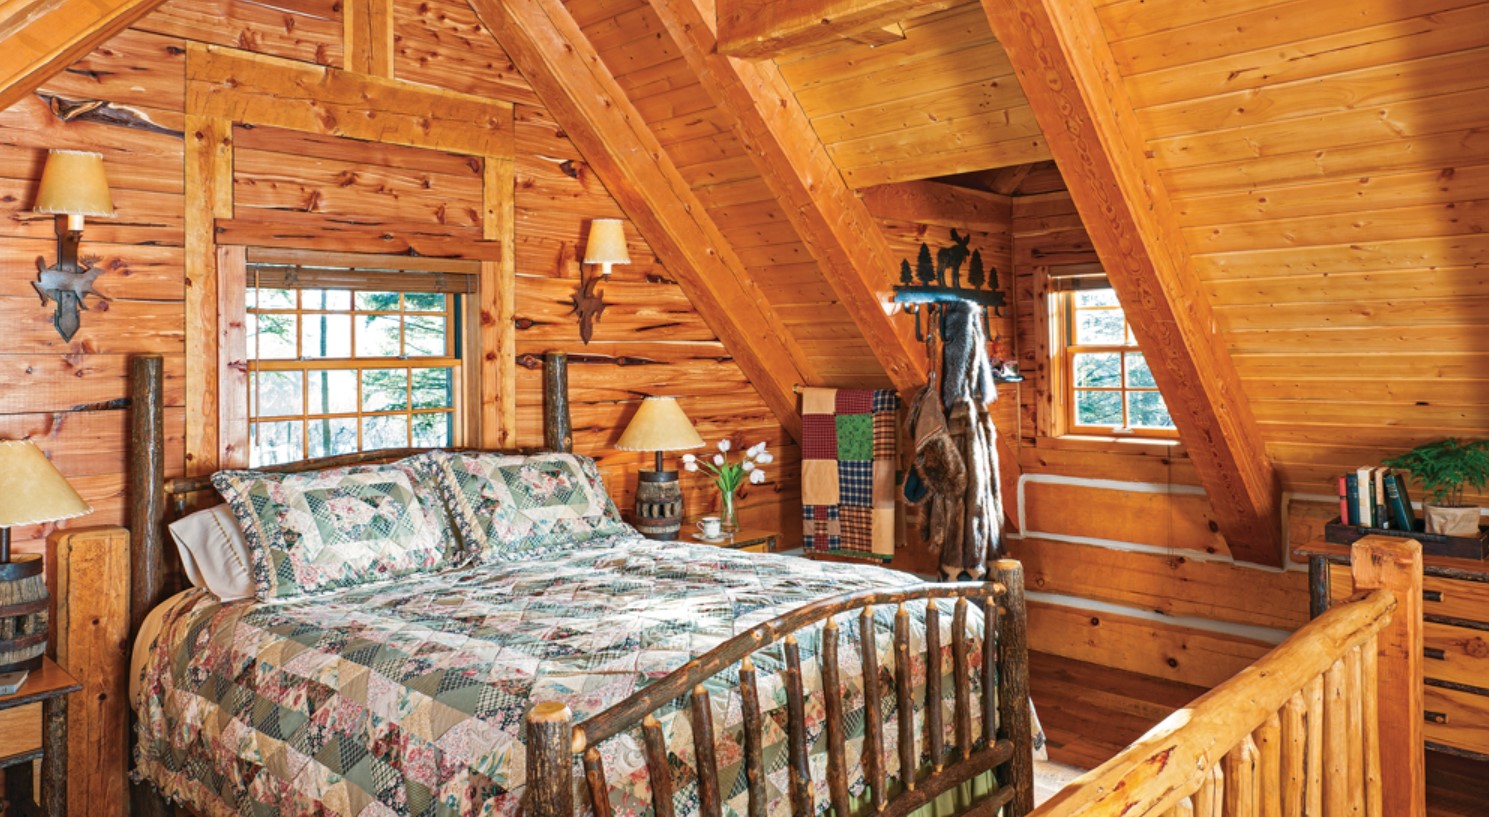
[
  {"xmin": 525, "ymin": 560, "xmax": 1036, "ymax": 817},
  {"xmin": 1028, "ymin": 536, "xmax": 1426, "ymax": 817}
]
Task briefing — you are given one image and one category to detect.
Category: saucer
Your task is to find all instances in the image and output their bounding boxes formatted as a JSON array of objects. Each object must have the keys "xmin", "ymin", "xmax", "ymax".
[{"xmin": 692, "ymin": 533, "xmax": 731, "ymax": 544}]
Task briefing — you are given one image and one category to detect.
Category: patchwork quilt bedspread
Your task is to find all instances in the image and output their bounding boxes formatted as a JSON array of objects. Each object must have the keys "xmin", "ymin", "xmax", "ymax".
[{"xmin": 135, "ymin": 536, "xmax": 997, "ymax": 817}]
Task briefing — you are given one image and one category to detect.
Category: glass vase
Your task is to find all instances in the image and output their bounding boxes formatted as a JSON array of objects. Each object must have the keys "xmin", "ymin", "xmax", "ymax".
[{"xmin": 719, "ymin": 490, "xmax": 739, "ymax": 531}]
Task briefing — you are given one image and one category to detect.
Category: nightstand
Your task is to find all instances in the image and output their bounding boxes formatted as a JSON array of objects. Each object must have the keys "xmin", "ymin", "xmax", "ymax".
[
  {"xmin": 682, "ymin": 522, "xmax": 778, "ymax": 554},
  {"xmin": 0, "ymin": 657, "xmax": 79, "ymax": 817}
]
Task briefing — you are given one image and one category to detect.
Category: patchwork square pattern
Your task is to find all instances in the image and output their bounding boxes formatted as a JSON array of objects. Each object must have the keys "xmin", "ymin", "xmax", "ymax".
[
  {"xmin": 212, "ymin": 453, "xmax": 455, "ymax": 599},
  {"xmin": 431, "ymin": 451, "xmax": 632, "ymax": 562},
  {"xmin": 799, "ymin": 387, "xmax": 899, "ymax": 559}
]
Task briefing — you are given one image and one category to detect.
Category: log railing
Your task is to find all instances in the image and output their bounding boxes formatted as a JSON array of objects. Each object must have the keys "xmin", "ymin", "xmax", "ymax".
[
  {"xmin": 1028, "ymin": 536, "xmax": 1425, "ymax": 817},
  {"xmin": 526, "ymin": 560, "xmax": 1036, "ymax": 817}
]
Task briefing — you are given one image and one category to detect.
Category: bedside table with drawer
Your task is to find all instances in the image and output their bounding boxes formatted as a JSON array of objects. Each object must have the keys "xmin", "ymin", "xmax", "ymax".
[
  {"xmin": 681, "ymin": 522, "xmax": 778, "ymax": 554},
  {"xmin": 1298, "ymin": 539, "xmax": 1489, "ymax": 759},
  {"xmin": 0, "ymin": 656, "xmax": 80, "ymax": 817}
]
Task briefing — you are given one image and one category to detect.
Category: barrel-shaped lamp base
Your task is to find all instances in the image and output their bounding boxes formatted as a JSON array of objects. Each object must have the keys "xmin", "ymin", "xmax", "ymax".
[{"xmin": 634, "ymin": 469, "xmax": 683, "ymax": 541}]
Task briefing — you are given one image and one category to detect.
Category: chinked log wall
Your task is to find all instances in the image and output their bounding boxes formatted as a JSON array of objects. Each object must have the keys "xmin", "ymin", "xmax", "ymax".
[{"xmin": 0, "ymin": 0, "xmax": 805, "ymax": 573}]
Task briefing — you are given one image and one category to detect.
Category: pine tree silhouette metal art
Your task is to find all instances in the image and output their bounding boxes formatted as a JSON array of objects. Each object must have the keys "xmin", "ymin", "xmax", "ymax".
[{"xmin": 893, "ymin": 228, "xmax": 1008, "ymax": 342}]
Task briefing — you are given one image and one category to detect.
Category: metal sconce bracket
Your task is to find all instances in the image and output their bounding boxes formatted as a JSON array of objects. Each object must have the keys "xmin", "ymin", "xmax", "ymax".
[{"xmin": 33, "ymin": 219, "xmax": 109, "ymax": 341}]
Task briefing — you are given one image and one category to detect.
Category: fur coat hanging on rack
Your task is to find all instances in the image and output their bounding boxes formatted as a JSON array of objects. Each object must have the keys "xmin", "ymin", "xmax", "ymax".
[{"xmin": 903, "ymin": 301, "xmax": 1003, "ymax": 580}]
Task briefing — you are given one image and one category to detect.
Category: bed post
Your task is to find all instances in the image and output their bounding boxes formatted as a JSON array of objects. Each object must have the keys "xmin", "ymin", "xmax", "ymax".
[
  {"xmin": 544, "ymin": 351, "xmax": 573, "ymax": 454},
  {"xmin": 993, "ymin": 559, "xmax": 1033, "ymax": 816},
  {"xmin": 527, "ymin": 701, "xmax": 576, "ymax": 817},
  {"xmin": 128, "ymin": 354, "xmax": 167, "ymax": 635}
]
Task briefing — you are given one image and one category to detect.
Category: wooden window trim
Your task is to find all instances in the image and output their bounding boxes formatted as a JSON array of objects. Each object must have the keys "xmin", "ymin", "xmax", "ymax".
[
  {"xmin": 1058, "ymin": 289, "xmax": 1177, "ymax": 440},
  {"xmin": 217, "ymin": 247, "xmax": 485, "ymax": 468}
]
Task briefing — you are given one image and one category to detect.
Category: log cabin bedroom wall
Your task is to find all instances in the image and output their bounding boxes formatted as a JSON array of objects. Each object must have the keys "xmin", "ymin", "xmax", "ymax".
[{"xmin": 1, "ymin": 0, "xmax": 1488, "ymax": 811}]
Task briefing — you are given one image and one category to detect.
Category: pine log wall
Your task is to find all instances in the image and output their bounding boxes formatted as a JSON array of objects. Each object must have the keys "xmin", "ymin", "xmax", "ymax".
[{"xmin": 0, "ymin": 0, "xmax": 807, "ymax": 563}]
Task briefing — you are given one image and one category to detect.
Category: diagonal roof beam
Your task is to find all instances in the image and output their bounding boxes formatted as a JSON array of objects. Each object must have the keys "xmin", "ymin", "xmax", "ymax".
[
  {"xmin": 646, "ymin": 0, "xmax": 928, "ymax": 396},
  {"xmin": 472, "ymin": 0, "xmax": 814, "ymax": 438},
  {"xmin": 716, "ymin": 0, "xmax": 956, "ymax": 59},
  {"xmin": 0, "ymin": 0, "xmax": 168, "ymax": 110},
  {"xmin": 981, "ymin": 0, "xmax": 1283, "ymax": 565}
]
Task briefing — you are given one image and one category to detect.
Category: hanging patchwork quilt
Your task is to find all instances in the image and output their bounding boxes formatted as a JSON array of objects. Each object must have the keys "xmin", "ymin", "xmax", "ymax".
[{"xmin": 799, "ymin": 387, "xmax": 899, "ymax": 560}]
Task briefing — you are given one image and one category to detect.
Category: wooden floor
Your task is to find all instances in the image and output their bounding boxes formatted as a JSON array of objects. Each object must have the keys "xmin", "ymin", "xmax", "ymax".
[{"xmin": 1029, "ymin": 651, "xmax": 1489, "ymax": 816}]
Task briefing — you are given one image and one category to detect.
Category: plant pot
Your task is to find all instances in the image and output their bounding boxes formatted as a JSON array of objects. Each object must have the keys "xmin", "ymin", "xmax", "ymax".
[{"xmin": 1424, "ymin": 504, "xmax": 1482, "ymax": 537}]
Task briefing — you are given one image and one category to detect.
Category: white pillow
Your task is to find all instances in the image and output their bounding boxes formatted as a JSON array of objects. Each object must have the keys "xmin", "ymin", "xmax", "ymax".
[{"xmin": 167, "ymin": 504, "xmax": 255, "ymax": 601}]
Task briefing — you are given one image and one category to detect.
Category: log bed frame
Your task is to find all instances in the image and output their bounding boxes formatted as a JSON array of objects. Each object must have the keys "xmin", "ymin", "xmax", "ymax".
[{"xmin": 124, "ymin": 351, "xmax": 1039, "ymax": 817}]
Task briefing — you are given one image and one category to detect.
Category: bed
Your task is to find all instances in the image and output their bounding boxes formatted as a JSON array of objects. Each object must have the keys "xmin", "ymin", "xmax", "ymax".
[{"xmin": 126, "ymin": 352, "xmax": 1037, "ymax": 817}]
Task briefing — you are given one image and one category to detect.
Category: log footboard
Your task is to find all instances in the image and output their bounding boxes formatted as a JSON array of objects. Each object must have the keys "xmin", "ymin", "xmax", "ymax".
[{"xmin": 525, "ymin": 560, "xmax": 1035, "ymax": 817}]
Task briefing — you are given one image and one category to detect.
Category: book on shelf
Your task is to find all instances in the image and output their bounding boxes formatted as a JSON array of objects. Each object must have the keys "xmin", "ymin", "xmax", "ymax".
[
  {"xmin": 1385, "ymin": 472, "xmax": 1418, "ymax": 532},
  {"xmin": 1374, "ymin": 467, "xmax": 1389, "ymax": 529},
  {"xmin": 0, "ymin": 669, "xmax": 28, "ymax": 696},
  {"xmin": 1344, "ymin": 473, "xmax": 1361, "ymax": 525},
  {"xmin": 1356, "ymin": 466, "xmax": 1375, "ymax": 527}
]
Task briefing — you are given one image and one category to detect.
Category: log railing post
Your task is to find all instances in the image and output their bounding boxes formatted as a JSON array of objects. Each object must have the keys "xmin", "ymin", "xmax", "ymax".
[
  {"xmin": 1348, "ymin": 536, "xmax": 1423, "ymax": 817},
  {"xmin": 527, "ymin": 702, "xmax": 577, "ymax": 817},
  {"xmin": 994, "ymin": 559, "xmax": 1033, "ymax": 816}
]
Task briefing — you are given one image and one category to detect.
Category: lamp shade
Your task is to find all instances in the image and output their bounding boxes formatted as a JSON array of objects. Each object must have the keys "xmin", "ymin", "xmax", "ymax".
[
  {"xmin": 33, "ymin": 149, "xmax": 115, "ymax": 217},
  {"xmin": 616, "ymin": 397, "xmax": 705, "ymax": 452},
  {"xmin": 0, "ymin": 440, "xmax": 92, "ymax": 527},
  {"xmin": 583, "ymin": 218, "xmax": 631, "ymax": 268}
]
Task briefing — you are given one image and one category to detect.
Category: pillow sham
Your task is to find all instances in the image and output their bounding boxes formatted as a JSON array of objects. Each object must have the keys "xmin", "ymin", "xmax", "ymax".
[
  {"xmin": 166, "ymin": 504, "xmax": 255, "ymax": 601},
  {"xmin": 211, "ymin": 453, "xmax": 456, "ymax": 599},
  {"xmin": 432, "ymin": 451, "xmax": 632, "ymax": 561}
]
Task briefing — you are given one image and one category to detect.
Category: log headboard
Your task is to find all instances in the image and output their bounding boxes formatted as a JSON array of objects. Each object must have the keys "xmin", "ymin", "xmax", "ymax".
[{"xmin": 125, "ymin": 351, "xmax": 575, "ymax": 635}]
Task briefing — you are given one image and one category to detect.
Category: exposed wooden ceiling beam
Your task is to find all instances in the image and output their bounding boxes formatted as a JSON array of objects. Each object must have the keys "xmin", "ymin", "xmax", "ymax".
[
  {"xmin": 981, "ymin": 0, "xmax": 1284, "ymax": 565},
  {"xmin": 647, "ymin": 0, "xmax": 928, "ymax": 396},
  {"xmin": 472, "ymin": 0, "xmax": 812, "ymax": 438},
  {"xmin": 0, "ymin": 0, "xmax": 168, "ymax": 110},
  {"xmin": 717, "ymin": 0, "xmax": 956, "ymax": 59},
  {"xmin": 858, "ymin": 180, "xmax": 1012, "ymax": 234},
  {"xmin": 986, "ymin": 163, "xmax": 1035, "ymax": 196}
]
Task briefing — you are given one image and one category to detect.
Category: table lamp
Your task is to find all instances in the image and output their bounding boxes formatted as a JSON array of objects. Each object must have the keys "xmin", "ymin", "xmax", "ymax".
[
  {"xmin": 0, "ymin": 441, "xmax": 91, "ymax": 673},
  {"xmin": 616, "ymin": 396, "xmax": 703, "ymax": 540}
]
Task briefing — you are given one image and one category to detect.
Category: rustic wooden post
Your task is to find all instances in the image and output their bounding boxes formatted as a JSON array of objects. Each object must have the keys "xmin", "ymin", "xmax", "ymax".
[
  {"xmin": 544, "ymin": 351, "xmax": 573, "ymax": 453},
  {"xmin": 993, "ymin": 559, "xmax": 1033, "ymax": 816},
  {"xmin": 527, "ymin": 701, "xmax": 576, "ymax": 817},
  {"xmin": 129, "ymin": 354, "xmax": 166, "ymax": 635},
  {"xmin": 1347, "ymin": 536, "xmax": 1423, "ymax": 817}
]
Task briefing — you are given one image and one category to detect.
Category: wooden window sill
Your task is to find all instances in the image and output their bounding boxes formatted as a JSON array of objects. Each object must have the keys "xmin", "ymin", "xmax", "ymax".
[{"xmin": 1037, "ymin": 434, "xmax": 1186, "ymax": 458}]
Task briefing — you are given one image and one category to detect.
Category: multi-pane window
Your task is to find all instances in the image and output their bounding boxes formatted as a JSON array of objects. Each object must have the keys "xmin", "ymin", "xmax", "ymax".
[
  {"xmin": 1060, "ymin": 287, "xmax": 1176, "ymax": 435},
  {"xmin": 245, "ymin": 259, "xmax": 473, "ymax": 467}
]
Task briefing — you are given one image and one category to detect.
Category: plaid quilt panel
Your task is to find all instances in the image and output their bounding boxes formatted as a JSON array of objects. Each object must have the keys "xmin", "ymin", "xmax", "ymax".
[
  {"xmin": 800, "ymin": 388, "xmax": 899, "ymax": 559},
  {"xmin": 135, "ymin": 537, "xmax": 992, "ymax": 817}
]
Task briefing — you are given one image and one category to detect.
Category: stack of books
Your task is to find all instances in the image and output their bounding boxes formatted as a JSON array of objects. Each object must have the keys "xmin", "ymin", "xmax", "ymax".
[{"xmin": 1339, "ymin": 466, "xmax": 1417, "ymax": 531}]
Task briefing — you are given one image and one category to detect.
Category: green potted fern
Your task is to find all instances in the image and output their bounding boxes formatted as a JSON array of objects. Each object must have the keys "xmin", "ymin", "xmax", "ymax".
[{"xmin": 1384, "ymin": 438, "xmax": 1489, "ymax": 537}]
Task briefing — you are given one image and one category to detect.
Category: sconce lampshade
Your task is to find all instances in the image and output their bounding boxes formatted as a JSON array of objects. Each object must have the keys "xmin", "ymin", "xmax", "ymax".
[
  {"xmin": 0, "ymin": 440, "xmax": 92, "ymax": 528},
  {"xmin": 616, "ymin": 397, "xmax": 704, "ymax": 452},
  {"xmin": 33, "ymin": 149, "xmax": 115, "ymax": 218},
  {"xmin": 583, "ymin": 218, "xmax": 630, "ymax": 273}
]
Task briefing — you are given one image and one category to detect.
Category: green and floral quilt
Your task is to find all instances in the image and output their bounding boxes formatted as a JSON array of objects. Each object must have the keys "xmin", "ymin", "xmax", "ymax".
[{"xmin": 135, "ymin": 536, "xmax": 1001, "ymax": 817}]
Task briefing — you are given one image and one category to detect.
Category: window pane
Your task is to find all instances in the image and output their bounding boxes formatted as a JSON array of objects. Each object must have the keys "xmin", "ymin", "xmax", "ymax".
[
  {"xmin": 404, "ymin": 293, "xmax": 446, "ymax": 312},
  {"xmin": 249, "ymin": 288, "xmax": 295, "ymax": 310},
  {"xmin": 356, "ymin": 314, "xmax": 402, "ymax": 357},
  {"xmin": 413, "ymin": 413, "xmax": 452, "ymax": 448},
  {"xmin": 248, "ymin": 313, "xmax": 297, "ymax": 359},
  {"xmin": 362, "ymin": 415, "xmax": 409, "ymax": 450},
  {"xmin": 1125, "ymin": 352, "xmax": 1157, "ymax": 388},
  {"xmin": 1073, "ymin": 352, "xmax": 1121, "ymax": 388},
  {"xmin": 254, "ymin": 371, "xmax": 303, "ymax": 418},
  {"xmin": 405, "ymin": 316, "xmax": 447, "ymax": 357},
  {"xmin": 301, "ymin": 288, "xmax": 351, "ymax": 311},
  {"xmin": 356, "ymin": 291, "xmax": 400, "ymax": 312},
  {"xmin": 412, "ymin": 368, "xmax": 453, "ymax": 409},
  {"xmin": 302, "ymin": 313, "xmax": 352, "ymax": 359},
  {"xmin": 308, "ymin": 369, "xmax": 358, "ymax": 415},
  {"xmin": 1075, "ymin": 308, "xmax": 1124, "ymax": 344},
  {"xmin": 1128, "ymin": 391, "xmax": 1174, "ymax": 429},
  {"xmin": 1074, "ymin": 390, "xmax": 1123, "ymax": 427},
  {"xmin": 250, "ymin": 421, "xmax": 303, "ymax": 467},
  {"xmin": 361, "ymin": 368, "xmax": 409, "ymax": 411},
  {"xmin": 1074, "ymin": 288, "xmax": 1119, "ymax": 308},
  {"xmin": 307, "ymin": 417, "xmax": 359, "ymax": 458}
]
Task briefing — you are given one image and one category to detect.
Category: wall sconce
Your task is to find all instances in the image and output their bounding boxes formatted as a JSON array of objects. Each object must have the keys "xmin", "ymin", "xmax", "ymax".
[
  {"xmin": 32, "ymin": 149, "xmax": 115, "ymax": 341},
  {"xmin": 572, "ymin": 218, "xmax": 631, "ymax": 344}
]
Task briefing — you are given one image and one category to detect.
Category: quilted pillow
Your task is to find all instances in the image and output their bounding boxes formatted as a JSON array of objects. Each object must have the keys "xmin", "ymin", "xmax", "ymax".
[
  {"xmin": 211, "ymin": 453, "xmax": 456, "ymax": 599},
  {"xmin": 432, "ymin": 451, "xmax": 632, "ymax": 561}
]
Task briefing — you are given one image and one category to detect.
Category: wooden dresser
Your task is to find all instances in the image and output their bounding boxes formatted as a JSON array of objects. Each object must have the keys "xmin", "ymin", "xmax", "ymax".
[{"xmin": 1298, "ymin": 539, "xmax": 1489, "ymax": 760}]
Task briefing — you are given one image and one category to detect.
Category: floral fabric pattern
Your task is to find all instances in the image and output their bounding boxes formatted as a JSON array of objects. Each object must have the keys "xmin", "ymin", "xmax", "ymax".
[
  {"xmin": 431, "ymin": 451, "xmax": 631, "ymax": 561},
  {"xmin": 211, "ymin": 453, "xmax": 455, "ymax": 599},
  {"xmin": 135, "ymin": 538, "xmax": 1006, "ymax": 817}
]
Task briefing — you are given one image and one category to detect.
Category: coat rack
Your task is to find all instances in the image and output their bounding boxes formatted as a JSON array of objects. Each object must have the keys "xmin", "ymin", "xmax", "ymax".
[{"xmin": 892, "ymin": 229, "xmax": 1022, "ymax": 382}]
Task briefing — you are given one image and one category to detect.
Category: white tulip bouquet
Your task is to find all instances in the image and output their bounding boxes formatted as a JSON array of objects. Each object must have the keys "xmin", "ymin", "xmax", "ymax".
[{"xmin": 682, "ymin": 439, "xmax": 772, "ymax": 529}]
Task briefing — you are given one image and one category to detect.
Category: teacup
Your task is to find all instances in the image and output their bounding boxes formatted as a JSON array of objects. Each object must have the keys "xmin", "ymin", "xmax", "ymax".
[{"xmin": 696, "ymin": 517, "xmax": 723, "ymax": 539}]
